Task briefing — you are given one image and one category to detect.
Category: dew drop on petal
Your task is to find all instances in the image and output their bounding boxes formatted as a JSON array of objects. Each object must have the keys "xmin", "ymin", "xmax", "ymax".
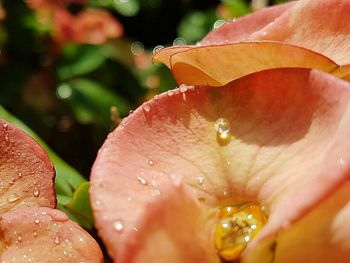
[
  {"xmin": 179, "ymin": 84, "xmax": 188, "ymax": 93},
  {"xmin": 148, "ymin": 159, "xmax": 154, "ymax": 166},
  {"xmin": 152, "ymin": 45, "xmax": 164, "ymax": 54},
  {"xmin": 143, "ymin": 104, "xmax": 150, "ymax": 112},
  {"xmin": 137, "ymin": 176, "xmax": 148, "ymax": 186},
  {"xmin": 214, "ymin": 118, "xmax": 230, "ymax": 134},
  {"xmin": 113, "ymin": 220, "xmax": 124, "ymax": 232},
  {"xmin": 197, "ymin": 176, "xmax": 205, "ymax": 185},
  {"xmin": 7, "ymin": 194, "xmax": 20, "ymax": 203},
  {"xmin": 34, "ymin": 219, "xmax": 40, "ymax": 225},
  {"xmin": 167, "ymin": 90, "xmax": 174, "ymax": 96},
  {"xmin": 33, "ymin": 188, "xmax": 40, "ymax": 197},
  {"xmin": 54, "ymin": 236, "xmax": 60, "ymax": 245}
]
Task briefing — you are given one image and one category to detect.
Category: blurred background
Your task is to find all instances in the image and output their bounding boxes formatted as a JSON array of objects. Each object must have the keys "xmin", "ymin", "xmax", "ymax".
[{"xmin": 0, "ymin": 0, "xmax": 290, "ymax": 178}]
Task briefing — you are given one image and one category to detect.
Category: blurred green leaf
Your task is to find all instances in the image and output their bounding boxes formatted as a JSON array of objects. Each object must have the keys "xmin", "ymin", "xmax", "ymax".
[
  {"xmin": 221, "ymin": 0, "xmax": 251, "ymax": 17},
  {"xmin": 58, "ymin": 78, "xmax": 130, "ymax": 127},
  {"xmin": 57, "ymin": 44, "xmax": 107, "ymax": 80},
  {"xmin": 112, "ymin": 0, "xmax": 140, "ymax": 16},
  {"xmin": 0, "ymin": 105, "xmax": 86, "ymax": 196},
  {"xmin": 64, "ymin": 182, "xmax": 94, "ymax": 230},
  {"xmin": 178, "ymin": 9, "xmax": 218, "ymax": 44}
]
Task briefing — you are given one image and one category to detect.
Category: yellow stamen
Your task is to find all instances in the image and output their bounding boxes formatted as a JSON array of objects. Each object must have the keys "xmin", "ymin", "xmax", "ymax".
[{"xmin": 214, "ymin": 203, "xmax": 267, "ymax": 261}]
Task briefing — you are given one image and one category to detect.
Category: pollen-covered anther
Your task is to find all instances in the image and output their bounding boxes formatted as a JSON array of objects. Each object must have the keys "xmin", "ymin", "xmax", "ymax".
[{"xmin": 214, "ymin": 204, "xmax": 267, "ymax": 261}]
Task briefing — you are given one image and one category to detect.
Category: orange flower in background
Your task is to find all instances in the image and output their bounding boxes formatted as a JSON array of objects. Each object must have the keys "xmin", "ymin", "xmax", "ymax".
[
  {"xmin": 89, "ymin": 0, "xmax": 350, "ymax": 262},
  {"xmin": 0, "ymin": 119, "xmax": 103, "ymax": 262}
]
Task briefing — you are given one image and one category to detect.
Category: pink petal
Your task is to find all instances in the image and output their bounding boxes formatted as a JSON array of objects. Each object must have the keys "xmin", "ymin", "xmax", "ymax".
[
  {"xmin": 0, "ymin": 207, "xmax": 103, "ymax": 262},
  {"xmin": 244, "ymin": 180, "xmax": 350, "ymax": 263},
  {"xmin": 202, "ymin": 2, "xmax": 295, "ymax": 45},
  {"xmin": 91, "ymin": 68, "xmax": 350, "ymax": 261},
  {"xmin": 251, "ymin": 0, "xmax": 350, "ymax": 65},
  {"xmin": 0, "ymin": 119, "xmax": 56, "ymax": 213},
  {"xmin": 118, "ymin": 184, "xmax": 219, "ymax": 263}
]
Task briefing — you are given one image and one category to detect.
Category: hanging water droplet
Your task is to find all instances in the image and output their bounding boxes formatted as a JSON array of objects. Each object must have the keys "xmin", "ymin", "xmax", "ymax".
[
  {"xmin": 214, "ymin": 118, "xmax": 230, "ymax": 134},
  {"xmin": 3, "ymin": 123, "xmax": 8, "ymax": 129},
  {"xmin": 18, "ymin": 172, "xmax": 22, "ymax": 178},
  {"xmin": 54, "ymin": 236, "xmax": 60, "ymax": 245},
  {"xmin": 197, "ymin": 176, "xmax": 205, "ymax": 185},
  {"xmin": 179, "ymin": 84, "xmax": 188, "ymax": 93},
  {"xmin": 16, "ymin": 234, "xmax": 22, "ymax": 243},
  {"xmin": 148, "ymin": 159, "xmax": 154, "ymax": 166},
  {"xmin": 33, "ymin": 231, "xmax": 38, "ymax": 238},
  {"xmin": 215, "ymin": 118, "xmax": 231, "ymax": 145},
  {"xmin": 143, "ymin": 104, "xmax": 150, "ymax": 112},
  {"xmin": 137, "ymin": 176, "xmax": 148, "ymax": 185},
  {"xmin": 7, "ymin": 194, "xmax": 20, "ymax": 203},
  {"xmin": 167, "ymin": 90, "xmax": 174, "ymax": 96},
  {"xmin": 33, "ymin": 188, "xmax": 40, "ymax": 197},
  {"xmin": 34, "ymin": 219, "xmax": 40, "ymax": 224},
  {"xmin": 113, "ymin": 220, "xmax": 124, "ymax": 232}
]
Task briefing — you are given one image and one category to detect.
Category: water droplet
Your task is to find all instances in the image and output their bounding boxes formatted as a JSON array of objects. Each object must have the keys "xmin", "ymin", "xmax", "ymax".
[
  {"xmin": 143, "ymin": 103, "xmax": 150, "ymax": 112},
  {"xmin": 7, "ymin": 194, "xmax": 20, "ymax": 203},
  {"xmin": 179, "ymin": 84, "xmax": 188, "ymax": 93},
  {"xmin": 214, "ymin": 118, "xmax": 230, "ymax": 134},
  {"xmin": 150, "ymin": 189, "xmax": 161, "ymax": 197},
  {"xmin": 167, "ymin": 90, "xmax": 174, "ymax": 96},
  {"xmin": 18, "ymin": 172, "xmax": 22, "ymax": 178},
  {"xmin": 54, "ymin": 236, "xmax": 60, "ymax": 245},
  {"xmin": 148, "ymin": 159, "xmax": 154, "ymax": 166},
  {"xmin": 213, "ymin": 19, "xmax": 226, "ymax": 29},
  {"xmin": 215, "ymin": 118, "xmax": 231, "ymax": 145},
  {"xmin": 57, "ymin": 83, "xmax": 72, "ymax": 99},
  {"xmin": 137, "ymin": 176, "xmax": 148, "ymax": 185},
  {"xmin": 197, "ymin": 176, "xmax": 205, "ymax": 185},
  {"xmin": 34, "ymin": 219, "xmax": 40, "ymax": 224},
  {"xmin": 33, "ymin": 188, "xmax": 40, "ymax": 197},
  {"xmin": 16, "ymin": 234, "xmax": 22, "ymax": 243},
  {"xmin": 131, "ymin": 41, "xmax": 144, "ymax": 56},
  {"xmin": 129, "ymin": 110, "xmax": 134, "ymax": 115},
  {"xmin": 173, "ymin": 37, "xmax": 186, "ymax": 46},
  {"xmin": 3, "ymin": 123, "xmax": 8, "ymax": 128},
  {"xmin": 113, "ymin": 220, "xmax": 124, "ymax": 232},
  {"xmin": 152, "ymin": 45, "xmax": 164, "ymax": 54},
  {"xmin": 33, "ymin": 230, "xmax": 38, "ymax": 238},
  {"xmin": 214, "ymin": 203, "xmax": 267, "ymax": 261}
]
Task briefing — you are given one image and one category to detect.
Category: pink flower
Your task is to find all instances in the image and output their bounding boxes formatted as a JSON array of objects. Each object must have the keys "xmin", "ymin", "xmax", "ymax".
[
  {"xmin": 90, "ymin": 0, "xmax": 350, "ymax": 262},
  {"xmin": 0, "ymin": 119, "xmax": 103, "ymax": 262}
]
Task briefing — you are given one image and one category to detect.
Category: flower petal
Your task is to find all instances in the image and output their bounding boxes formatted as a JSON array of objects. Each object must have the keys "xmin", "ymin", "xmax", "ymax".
[
  {"xmin": 0, "ymin": 207, "xmax": 103, "ymax": 262},
  {"xmin": 0, "ymin": 119, "xmax": 56, "ymax": 213},
  {"xmin": 117, "ymin": 184, "xmax": 219, "ymax": 263},
  {"xmin": 202, "ymin": 2, "xmax": 295, "ymax": 45},
  {"xmin": 244, "ymin": 180, "xmax": 350, "ymax": 263},
  {"xmin": 252, "ymin": 0, "xmax": 350, "ymax": 65},
  {"xmin": 168, "ymin": 42, "xmax": 337, "ymax": 86},
  {"xmin": 91, "ymin": 68, "xmax": 350, "ymax": 261}
]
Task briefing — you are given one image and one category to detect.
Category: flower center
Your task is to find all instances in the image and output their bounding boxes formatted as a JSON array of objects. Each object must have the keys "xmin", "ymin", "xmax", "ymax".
[{"xmin": 214, "ymin": 203, "xmax": 267, "ymax": 261}]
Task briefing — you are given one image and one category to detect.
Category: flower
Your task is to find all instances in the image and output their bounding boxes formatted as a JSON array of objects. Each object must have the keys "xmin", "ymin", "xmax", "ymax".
[
  {"xmin": 27, "ymin": 0, "xmax": 123, "ymax": 45},
  {"xmin": 90, "ymin": 0, "xmax": 350, "ymax": 262},
  {"xmin": 0, "ymin": 118, "xmax": 103, "ymax": 262},
  {"xmin": 153, "ymin": 0, "xmax": 350, "ymax": 86},
  {"xmin": 90, "ymin": 67, "xmax": 350, "ymax": 262}
]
